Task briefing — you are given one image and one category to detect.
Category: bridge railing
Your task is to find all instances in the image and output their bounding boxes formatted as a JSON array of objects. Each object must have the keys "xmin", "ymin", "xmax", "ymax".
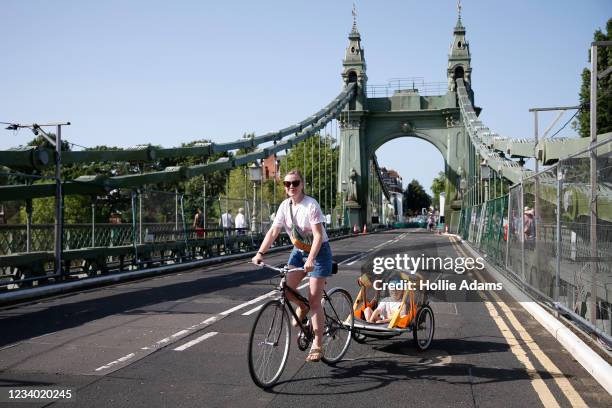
[
  {"xmin": 366, "ymin": 78, "xmax": 448, "ymax": 98},
  {"xmin": 459, "ymin": 137, "xmax": 612, "ymax": 343},
  {"xmin": 0, "ymin": 182, "xmax": 352, "ymax": 290}
]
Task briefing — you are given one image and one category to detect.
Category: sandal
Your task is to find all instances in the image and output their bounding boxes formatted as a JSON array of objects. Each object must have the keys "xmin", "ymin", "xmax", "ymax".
[
  {"xmin": 292, "ymin": 305, "xmax": 310, "ymax": 327},
  {"xmin": 306, "ymin": 347, "xmax": 324, "ymax": 362}
]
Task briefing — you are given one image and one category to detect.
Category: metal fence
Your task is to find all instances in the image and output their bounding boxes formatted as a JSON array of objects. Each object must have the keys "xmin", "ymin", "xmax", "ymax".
[
  {"xmin": 0, "ymin": 174, "xmax": 354, "ymax": 290},
  {"xmin": 459, "ymin": 137, "xmax": 612, "ymax": 341}
]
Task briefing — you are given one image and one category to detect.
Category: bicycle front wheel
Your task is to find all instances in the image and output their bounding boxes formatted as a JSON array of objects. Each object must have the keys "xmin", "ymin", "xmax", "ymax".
[
  {"xmin": 321, "ymin": 287, "xmax": 354, "ymax": 364},
  {"xmin": 248, "ymin": 300, "xmax": 291, "ymax": 388}
]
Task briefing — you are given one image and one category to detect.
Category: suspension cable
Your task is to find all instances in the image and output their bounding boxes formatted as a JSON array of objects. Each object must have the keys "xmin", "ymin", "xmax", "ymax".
[
  {"xmin": 310, "ymin": 133, "xmax": 314, "ymax": 199},
  {"xmin": 318, "ymin": 125, "xmax": 321, "ymax": 204}
]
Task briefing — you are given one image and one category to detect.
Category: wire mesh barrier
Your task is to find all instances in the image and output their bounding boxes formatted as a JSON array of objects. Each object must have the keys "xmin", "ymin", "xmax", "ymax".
[{"xmin": 459, "ymin": 137, "xmax": 612, "ymax": 340}]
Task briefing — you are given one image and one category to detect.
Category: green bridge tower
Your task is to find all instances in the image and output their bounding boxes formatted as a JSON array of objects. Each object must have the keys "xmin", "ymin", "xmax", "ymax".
[{"xmin": 338, "ymin": 13, "xmax": 477, "ymax": 228}]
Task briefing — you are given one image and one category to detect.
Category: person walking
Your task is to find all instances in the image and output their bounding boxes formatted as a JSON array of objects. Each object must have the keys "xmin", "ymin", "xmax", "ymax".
[
  {"xmin": 235, "ymin": 207, "xmax": 246, "ymax": 235},
  {"xmin": 193, "ymin": 207, "xmax": 205, "ymax": 238},
  {"xmin": 221, "ymin": 209, "xmax": 234, "ymax": 235}
]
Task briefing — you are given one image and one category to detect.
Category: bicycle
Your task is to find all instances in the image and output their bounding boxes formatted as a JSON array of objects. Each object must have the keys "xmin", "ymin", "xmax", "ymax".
[{"xmin": 247, "ymin": 263, "xmax": 354, "ymax": 389}]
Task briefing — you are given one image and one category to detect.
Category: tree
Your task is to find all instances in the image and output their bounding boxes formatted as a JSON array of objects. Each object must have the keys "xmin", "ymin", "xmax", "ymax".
[
  {"xmin": 277, "ymin": 134, "xmax": 339, "ymax": 214},
  {"xmin": 574, "ymin": 18, "xmax": 612, "ymax": 138},
  {"xmin": 403, "ymin": 179, "xmax": 432, "ymax": 215},
  {"xmin": 430, "ymin": 171, "xmax": 446, "ymax": 208},
  {"xmin": 224, "ymin": 133, "xmax": 340, "ymax": 215}
]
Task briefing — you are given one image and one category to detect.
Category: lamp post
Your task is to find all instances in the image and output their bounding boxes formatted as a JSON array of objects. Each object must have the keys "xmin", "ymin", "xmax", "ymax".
[
  {"xmin": 248, "ymin": 162, "xmax": 262, "ymax": 233},
  {"xmin": 341, "ymin": 180, "xmax": 348, "ymax": 228},
  {"xmin": 273, "ymin": 158, "xmax": 280, "ymax": 211},
  {"xmin": 480, "ymin": 160, "xmax": 490, "ymax": 202}
]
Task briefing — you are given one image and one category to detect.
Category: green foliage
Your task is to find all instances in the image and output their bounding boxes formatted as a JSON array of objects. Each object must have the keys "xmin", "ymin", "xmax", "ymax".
[
  {"xmin": 276, "ymin": 134, "xmax": 339, "ymax": 214},
  {"xmin": 574, "ymin": 18, "xmax": 612, "ymax": 138},
  {"xmin": 430, "ymin": 171, "xmax": 446, "ymax": 208},
  {"xmin": 403, "ymin": 179, "xmax": 432, "ymax": 215},
  {"xmin": 19, "ymin": 195, "xmax": 97, "ymax": 224},
  {"xmin": 223, "ymin": 133, "xmax": 339, "ymax": 215}
]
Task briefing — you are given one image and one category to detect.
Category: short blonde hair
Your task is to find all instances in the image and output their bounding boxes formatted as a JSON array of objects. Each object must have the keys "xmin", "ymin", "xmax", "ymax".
[{"xmin": 284, "ymin": 169, "xmax": 304, "ymax": 182}]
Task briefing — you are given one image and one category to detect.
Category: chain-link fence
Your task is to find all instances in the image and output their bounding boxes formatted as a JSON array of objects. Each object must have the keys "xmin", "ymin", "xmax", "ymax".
[{"xmin": 460, "ymin": 136, "xmax": 612, "ymax": 340}]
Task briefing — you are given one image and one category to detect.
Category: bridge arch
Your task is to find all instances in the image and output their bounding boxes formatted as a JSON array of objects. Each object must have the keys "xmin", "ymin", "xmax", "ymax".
[{"xmin": 369, "ymin": 131, "xmax": 447, "ymax": 160}]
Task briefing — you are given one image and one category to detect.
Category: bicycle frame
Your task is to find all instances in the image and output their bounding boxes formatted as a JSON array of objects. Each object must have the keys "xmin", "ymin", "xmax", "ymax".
[{"xmin": 262, "ymin": 263, "xmax": 348, "ymax": 340}]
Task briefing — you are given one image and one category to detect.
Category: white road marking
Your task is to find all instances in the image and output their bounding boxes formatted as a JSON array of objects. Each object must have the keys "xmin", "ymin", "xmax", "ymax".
[
  {"xmin": 343, "ymin": 235, "xmax": 407, "ymax": 266},
  {"xmin": 155, "ymin": 329, "xmax": 190, "ymax": 346},
  {"xmin": 242, "ymin": 281, "xmax": 310, "ymax": 316},
  {"xmin": 242, "ymin": 304, "xmax": 264, "ymax": 316},
  {"xmin": 338, "ymin": 253, "xmax": 362, "ymax": 265},
  {"xmin": 173, "ymin": 332, "xmax": 219, "ymax": 351},
  {"xmin": 94, "ymin": 270, "xmax": 311, "ymax": 371},
  {"xmin": 95, "ymin": 353, "xmax": 136, "ymax": 371},
  {"xmin": 219, "ymin": 290, "xmax": 276, "ymax": 316}
]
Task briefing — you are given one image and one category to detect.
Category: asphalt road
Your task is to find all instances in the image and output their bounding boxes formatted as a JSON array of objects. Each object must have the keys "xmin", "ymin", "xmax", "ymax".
[{"xmin": 0, "ymin": 230, "xmax": 609, "ymax": 407}]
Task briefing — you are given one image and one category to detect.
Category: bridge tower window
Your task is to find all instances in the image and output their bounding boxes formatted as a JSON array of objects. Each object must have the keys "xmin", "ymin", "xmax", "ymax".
[
  {"xmin": 348, "ymin": 71, "xmax": 358, "ymax": 83},
  {"xmin": 454, "ymin": 66, "xmax": 464, "ymax": 79}
]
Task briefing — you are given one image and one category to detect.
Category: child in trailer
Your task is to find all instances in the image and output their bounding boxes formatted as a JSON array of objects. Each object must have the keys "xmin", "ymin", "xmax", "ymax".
[{"xmin": 364, "ymin": 282, "xmax": 407, "ymax": 324}]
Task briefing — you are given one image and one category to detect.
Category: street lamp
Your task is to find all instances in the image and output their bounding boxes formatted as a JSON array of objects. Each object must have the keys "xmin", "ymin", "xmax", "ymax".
[
  {"xmin": 480, "ymin": 159, "xmax": 490, "ymax": 202},
  {"xmin": 273, "ymin": 158, "xmax": 280, "ymax": 210},
  {"xmin": 248, "ymin": 162, "xmax": 262, "ymax": 233}
]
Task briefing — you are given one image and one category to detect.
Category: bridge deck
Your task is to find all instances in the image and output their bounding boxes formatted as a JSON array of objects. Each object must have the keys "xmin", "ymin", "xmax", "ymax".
[{"xmin": 0, "ymin": 231, "xmax": 609, "ymax": 407}]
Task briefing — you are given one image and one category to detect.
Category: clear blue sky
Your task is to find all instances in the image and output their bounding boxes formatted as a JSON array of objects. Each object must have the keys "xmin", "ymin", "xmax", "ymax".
[{"xmin": 1, "ymin": 1, "xmax": 609, "ymax": 193}]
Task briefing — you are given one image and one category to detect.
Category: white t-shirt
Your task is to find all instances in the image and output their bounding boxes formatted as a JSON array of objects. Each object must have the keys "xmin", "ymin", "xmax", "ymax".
[
  {"xmin": 221, "ymin": 213, "xmax": 233, "ymax": 228},
  {"xmin": 272, "ymin": 196, "xmax": 329, "ymax": 242},
  {"xmin": 375, "ymin": 300, "xmax": 406, "ymax": 320},
  {"xmin": 235, "ymin": 213, "xmax": 246, "ymax": 228}
]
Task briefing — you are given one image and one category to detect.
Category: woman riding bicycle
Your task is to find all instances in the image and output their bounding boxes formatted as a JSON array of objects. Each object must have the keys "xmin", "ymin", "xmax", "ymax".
[{"xmin": 252, "ymin": 169, "xmax": 333, "ymax": 363}]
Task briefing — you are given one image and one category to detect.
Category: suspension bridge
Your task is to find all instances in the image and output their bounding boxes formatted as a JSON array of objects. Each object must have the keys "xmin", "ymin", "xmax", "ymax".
[{"xmin": 0, "ymin": 8, "xmax": 611, "ymax": 407}]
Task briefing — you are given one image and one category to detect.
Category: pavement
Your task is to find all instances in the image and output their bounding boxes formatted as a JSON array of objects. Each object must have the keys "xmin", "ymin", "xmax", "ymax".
[{"xmin": 0, "ymin": 229, "xmax": 610, "ymax": 407}]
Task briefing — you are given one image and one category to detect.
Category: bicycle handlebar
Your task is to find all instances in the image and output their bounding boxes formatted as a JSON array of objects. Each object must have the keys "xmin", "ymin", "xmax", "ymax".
[{"xmin": 252, "ymin": 262, "xmax": 305, "ymax": 274}]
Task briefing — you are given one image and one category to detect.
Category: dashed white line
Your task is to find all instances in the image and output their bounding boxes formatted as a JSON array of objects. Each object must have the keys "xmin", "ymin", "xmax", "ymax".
[
  {"xmin": 338, "ymin": 253, "xmax": 362, "ymax": 265},
  {"xmin": 219, "ymin": 290, "xmax": 276, "ymax": 316},
  {"xmin": 155, "ymin": 329, "xmax": 190, "ymax": 346},
  {"xmin": 187, "ymin": 315, "xmax": 218, "ymax": 330},
  {"xmin": 173, "ymin": 332, "xmax": 219, "ymax": 351},
  {"xmin": 242, "ymin": 281, "xmax": 309, "ymax": 316},
  {"xmin": 342, "ymin": 235, "xmax": 406, "ymax": 266},
  {"xmin": 94, "ymin": 274, "xmax": 312, "ymax": 371},
  {"xmin": 95, "ymin": 353, "xmax": 136, "ymax": 371}
]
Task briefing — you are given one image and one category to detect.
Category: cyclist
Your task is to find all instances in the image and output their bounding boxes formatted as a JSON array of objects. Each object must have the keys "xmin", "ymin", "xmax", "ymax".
[{"xmin": 252, "ymin": 169, "xmax": 333, "ymax": 363}]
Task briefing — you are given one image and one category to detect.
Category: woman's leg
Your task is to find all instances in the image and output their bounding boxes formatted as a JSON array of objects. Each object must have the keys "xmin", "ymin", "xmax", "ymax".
[
  {"xmin": 308, "ymin": 276, "xmax": 326, "ymax": 350},
  {"xmin": 285, "ymin": 267, "xmax": 308, "ymax": 311}
]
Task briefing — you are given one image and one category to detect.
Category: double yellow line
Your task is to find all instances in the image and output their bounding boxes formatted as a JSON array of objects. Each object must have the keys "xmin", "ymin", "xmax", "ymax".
[{"xmin": 448, "ymin": 236, "xmax": 586, "ymax": 408}]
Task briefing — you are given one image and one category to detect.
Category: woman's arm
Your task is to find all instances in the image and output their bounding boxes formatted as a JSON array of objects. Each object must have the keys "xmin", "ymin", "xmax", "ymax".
[
  {"xmin": 303, "ymin": 222, "xmax": 323, "ymax": 273},
  {"xmin": 252, "ymin": 226, "xmax": 282, "ymax": 264}
]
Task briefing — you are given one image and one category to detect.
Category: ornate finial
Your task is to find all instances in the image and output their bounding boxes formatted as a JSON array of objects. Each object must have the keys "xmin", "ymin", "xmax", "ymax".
[
  {"xmin": 352, "ymin": 3, "xmax": 358, "ymax": 31},
  {"xmin": 457, "ymin": 0, "xmax": 462, "ymax": 21}
]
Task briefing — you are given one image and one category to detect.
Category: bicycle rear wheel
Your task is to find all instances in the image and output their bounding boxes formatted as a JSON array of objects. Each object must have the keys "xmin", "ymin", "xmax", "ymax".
[
  {"xmin": 413, "ymin": 304, "xmax": 435, "ymax": 351},
  {"xmin": 321, "ymin": 287, "xmax": 354, "ymax": 364},
  {"xmin": 248, "ymin": 300, "xmax": 291, "ymax": 388}
]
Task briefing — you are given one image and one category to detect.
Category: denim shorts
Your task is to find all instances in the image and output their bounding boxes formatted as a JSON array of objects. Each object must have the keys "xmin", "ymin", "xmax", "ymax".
[{"xmin": 287, "ymin": 241, "xmax": 333, "ymax": 278}]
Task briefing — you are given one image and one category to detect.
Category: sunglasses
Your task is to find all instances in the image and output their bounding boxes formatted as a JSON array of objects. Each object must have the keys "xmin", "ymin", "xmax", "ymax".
[{"xmin": 283, "ymin": 180, "xmax": 301, "ymax": 188}]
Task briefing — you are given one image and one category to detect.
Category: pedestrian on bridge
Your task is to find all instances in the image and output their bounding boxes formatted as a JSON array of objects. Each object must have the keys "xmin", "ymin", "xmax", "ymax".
[
  {"xmin": 235, "ymin": 208, "xmax": 246, "ymax": 235},
  {"xmin": 193, "ymin": 207, "xmax": 205, "ymax": 238},
  {"xmin": 252, "ymin": 169, "xmax": 332, "ymax": 363},
  {"xmin": 221, "ymin": 209, "xmax": 233, "ymax": 235}
]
